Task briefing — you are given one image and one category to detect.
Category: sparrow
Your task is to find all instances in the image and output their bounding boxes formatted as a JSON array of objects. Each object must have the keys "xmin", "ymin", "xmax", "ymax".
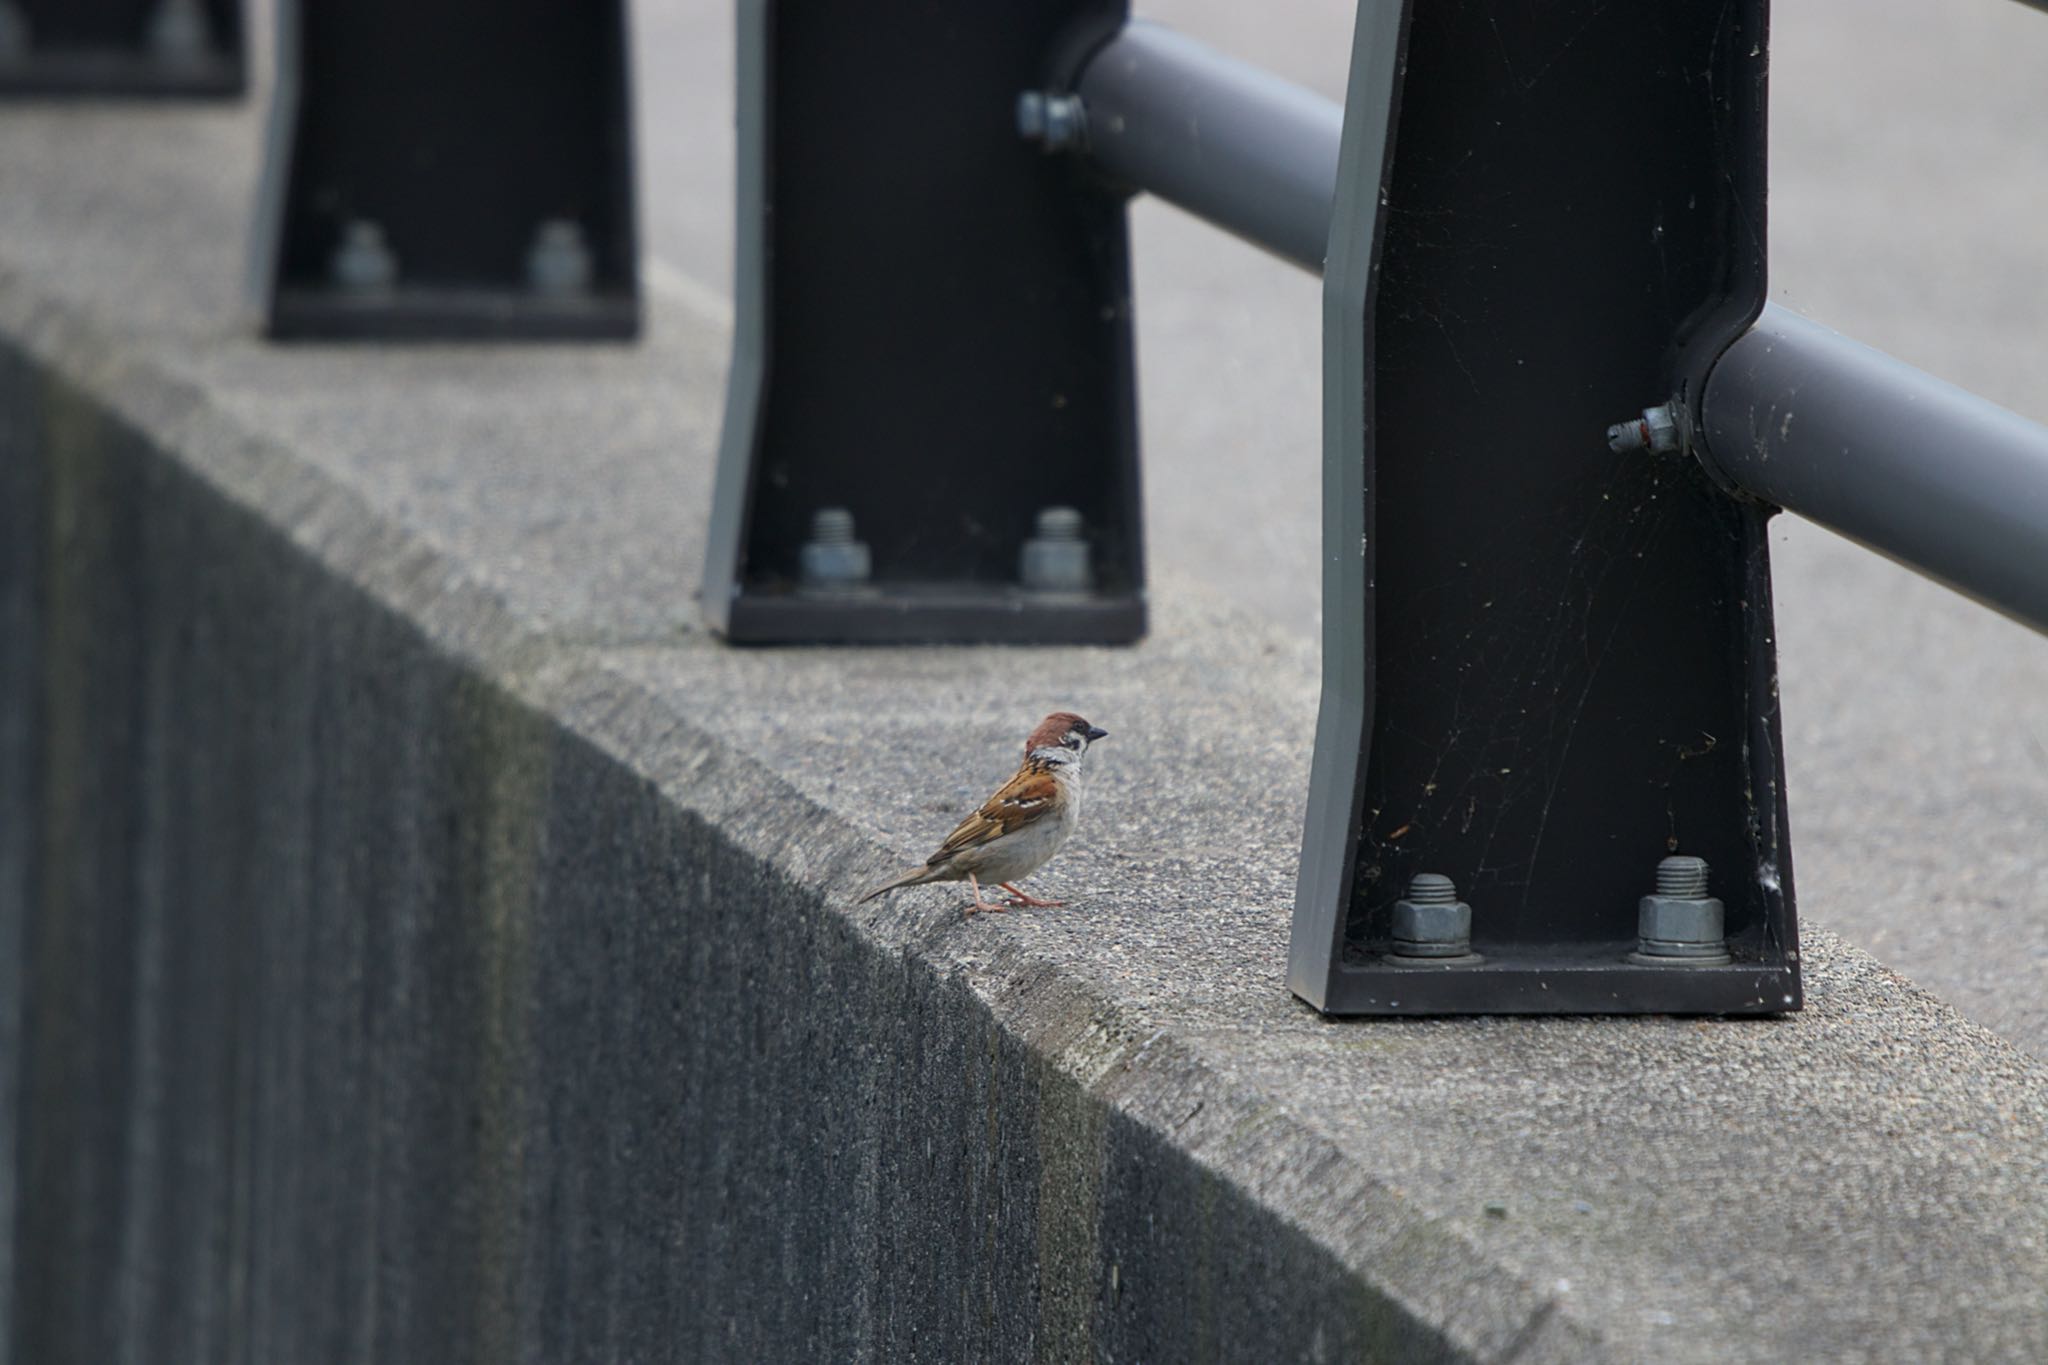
[{"xmin": 859, "ymin": 711, "xmax": 1109, "ymax": 916}]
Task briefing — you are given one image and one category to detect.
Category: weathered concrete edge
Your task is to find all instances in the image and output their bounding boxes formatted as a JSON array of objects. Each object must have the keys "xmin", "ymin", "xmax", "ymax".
[{"xmin": 0, "ymin": 267, "xmax": 1606, "ymax": 1360}]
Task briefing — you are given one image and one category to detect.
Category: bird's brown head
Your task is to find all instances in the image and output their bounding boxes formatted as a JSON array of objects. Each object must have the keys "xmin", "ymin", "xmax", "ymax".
[{"xmin": 1025, "ymin": 711, "xmax": 1109, "ymax": 761}]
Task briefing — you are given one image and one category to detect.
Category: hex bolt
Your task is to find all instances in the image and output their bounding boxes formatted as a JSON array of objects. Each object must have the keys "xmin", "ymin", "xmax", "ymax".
[
  {"xmin": 1606, "ymin": 403, "xmax": 1680, "ymax": 455},
  {"xmin": 330, "ymin": 219, "xmax": 399, "ymax": 294},
  {"xmin": 1015, "ymin": 91, "xmax": 1087, "ymax": 152},
  {"xmin": 146, "ymin": 0, "xmax": 212, "ymax": 65},
  {"xmin": 1019, "ymin": 506, "xmax": 1094, "ymax": 593},
  {"xmin": 0, "ymin": 2, "xmax": 32, "ymax": 62},
  {"xmin": 1390, "ymin": 872, "xmax": 1476, "ymax": 960},
  {"xmin": 1629, "ymin": 855, "xmax": 1732, "ymax": 965},
  {"xmin": 526, "ymin": 218, "xmax": 594, "ymax": 297},
  {"xmin": 799, "ymin": 507, "xmax": 872, "ymax": 591}
]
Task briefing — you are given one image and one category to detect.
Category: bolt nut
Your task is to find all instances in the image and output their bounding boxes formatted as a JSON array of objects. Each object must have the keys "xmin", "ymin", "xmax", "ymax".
[
  {"xmin": 1390, "ymin": 872, "xmax": 1475, "ymax": 959},
  {"xmin": 1019, "ymin": 505, "xmax": 1094, "ymax": 592},
  {"xmin": 0, "ymin": 3, "xmax": 33, "ymax": 61},
  {"xmin": 1606, "ymin": 403, "xmax": 1680, "ymax": 456},
  {"xmin": 147, "ymin": 0, "xmax": 212, "ymax": 64},
  {"xmin": 330, "ymin": 219, "xmax": 398, "ymax": 294},
  {"xmin": 1631, "ymin": 855, "xmax": 1731, "ymax": 964},
  {"xmin": 1016, "ymin": 91, "xmax": 1087, "ymax": 152},
  {"xmin": 527, "ymin": 218, "xmax": 594, "ymax": 296},
  {"xmin": 800, "ymin": 507, "xmax": 871, "ymax": 590}
]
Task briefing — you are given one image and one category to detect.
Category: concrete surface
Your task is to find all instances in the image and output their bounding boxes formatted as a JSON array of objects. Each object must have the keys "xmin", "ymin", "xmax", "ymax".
[
  {"xmin": 628, "ymin": 0, "xmax": 2048, "ymax": 1061},
  {"xmin": 6, "ymin": 56, "xmax": 2048, "ymax": 1363}
]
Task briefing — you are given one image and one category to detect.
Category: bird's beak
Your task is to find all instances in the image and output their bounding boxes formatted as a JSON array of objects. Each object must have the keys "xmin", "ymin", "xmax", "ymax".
[{"xmin": 1085, "ymin": 726, "xmax": 1109, "ymax": 742}]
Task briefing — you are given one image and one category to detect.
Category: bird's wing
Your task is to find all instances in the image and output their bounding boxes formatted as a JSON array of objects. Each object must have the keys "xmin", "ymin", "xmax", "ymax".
[{"xmin": 926, "ymin": 764, "xmax": 1060, "ymax": 867}]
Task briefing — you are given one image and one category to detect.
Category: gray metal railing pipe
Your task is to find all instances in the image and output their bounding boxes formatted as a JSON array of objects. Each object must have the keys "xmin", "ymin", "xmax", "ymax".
[
  {"xmin": 1071, "ymin": 20, "xmax": 1343, "ymax": 273},
  {"xmin": 1058, "ymin": 20, "xmax": 2048, "ymax": 632},
  {"xmin": 1700, "ymin": 304, "xmax": 2048, "ymax": 633}
]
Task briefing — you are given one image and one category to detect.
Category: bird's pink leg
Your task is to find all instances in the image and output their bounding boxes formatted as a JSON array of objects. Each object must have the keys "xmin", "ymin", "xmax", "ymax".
[
  {"xmin": 1000, "ymin": 882, "xmax": 1064, "ymax": 908},
  {"xmin": 964, "ymin": 874, "xmax": 1008, "ymax": 917}
]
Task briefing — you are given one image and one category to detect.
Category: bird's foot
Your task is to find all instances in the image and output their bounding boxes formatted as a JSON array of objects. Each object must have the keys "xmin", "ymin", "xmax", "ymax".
[
  {"xmin": 999, "ymin": 883, "xmax": 1064, "ymax": 908},
  {"xmin": 964, "ymin": 876, "xmax": 1008, "ymax": 917}
]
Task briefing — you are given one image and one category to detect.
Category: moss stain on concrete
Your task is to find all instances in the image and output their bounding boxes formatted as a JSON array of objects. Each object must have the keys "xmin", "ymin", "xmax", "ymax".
[
  {"xmin": 447, "ymin": 672, "xmax": 550, "ymax": 1365},
  {"xmin": 30, "ymin": 372, "xmax": 106, "ymax": 981},
  {"xmin": 1033, "ymin": 1058, "xmax": 1107, "ymax": 1362},
  {"xmin": 18, "ymin": 371, "xmax": 116, "ymax": 1365}
]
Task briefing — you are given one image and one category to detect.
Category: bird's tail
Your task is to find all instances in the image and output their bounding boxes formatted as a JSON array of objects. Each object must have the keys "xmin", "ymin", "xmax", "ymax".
[{"xmin": 858, "ymin": 864, "xmax": 938, "ymax": 904}]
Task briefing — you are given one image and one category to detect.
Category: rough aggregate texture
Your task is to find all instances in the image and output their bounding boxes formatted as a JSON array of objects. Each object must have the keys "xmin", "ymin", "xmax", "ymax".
[{"xmin": 2, "ymin": 81, "xmax": 2047, "ymax": 1365}]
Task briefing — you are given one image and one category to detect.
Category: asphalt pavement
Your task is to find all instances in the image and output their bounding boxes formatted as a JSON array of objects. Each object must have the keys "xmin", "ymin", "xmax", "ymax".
[{"xmin": 631, "ymin": 0, "xmax": 2048, "ymax": 1057}]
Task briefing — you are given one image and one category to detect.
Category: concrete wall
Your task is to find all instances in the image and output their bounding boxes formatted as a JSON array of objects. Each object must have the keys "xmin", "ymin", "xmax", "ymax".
[{"xmin": 0, "ymin": 336, "xmax": 1453, "ymax": 1363}]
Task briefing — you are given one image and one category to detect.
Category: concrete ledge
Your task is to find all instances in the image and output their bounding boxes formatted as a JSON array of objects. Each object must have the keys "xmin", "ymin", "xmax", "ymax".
[{"xmin": 4, "ymin": 101, "xmax": 2048, "ymax": 1362}]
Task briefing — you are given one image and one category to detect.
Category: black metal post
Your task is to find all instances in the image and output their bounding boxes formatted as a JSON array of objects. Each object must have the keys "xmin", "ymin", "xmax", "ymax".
[
  {"xmin": 1698, "ymin": 305, "xmax": 2048, "ymax": 635},
  {"xmin": 1289, "ymin": 0, "xmax": 1801, "ymax": 1016},
  {"xmin": 703, "ymin": 0, "xmax": 1143, "ymax": 645},
  {"xmin": 1071, "ymin": 21, "xmax": 1342, "ymax": 272},
  {"xmin": 0, "ymin": 0, "xmax": 244, "ymax": 97},
  {"xmin": 251, "ymin": 0, "xmax": 639, "ymax": 341}
]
